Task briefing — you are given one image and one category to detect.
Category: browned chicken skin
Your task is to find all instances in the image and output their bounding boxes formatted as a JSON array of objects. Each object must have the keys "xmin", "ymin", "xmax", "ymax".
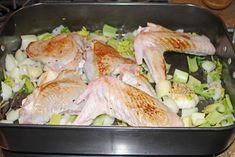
[
  {"xmin": 27, "ymin": 33, "xmax": 84, "ymax": 72},
  {"xmin": 74, "ymin": 76, "xmax": 183, "ymax": 127},
  {"xmin": 84, "ymin": 41, "xmax": 135, "ymax": 81},
  {"xmin": 134, "ymin": 23, "xmax": 216, "ymax": 84},
  {"xmin": 19, "ymin": 70, "xmax": 87, "ymax": 124}
]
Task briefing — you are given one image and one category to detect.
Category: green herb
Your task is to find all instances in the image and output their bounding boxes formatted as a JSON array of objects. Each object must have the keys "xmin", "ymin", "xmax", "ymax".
[
  {"xmin": 78, "ymin": 26, "xmax": 89, "ymax": 37},
  {"xmin": 20, "ymin": 75, "xmax": 34, "ymax": 93},
  {"xmin": 4, "ymin": 76, "xmax": 14, "ymax": 87},
  {"xmin": 61, "ymin": 26, "xmax": 70, "ymax": 33}
]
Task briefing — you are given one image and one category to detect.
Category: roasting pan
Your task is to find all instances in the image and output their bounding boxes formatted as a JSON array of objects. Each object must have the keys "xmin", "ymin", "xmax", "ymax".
[{"xmin": 0, "ymin": 2, "xmax": 235, "ymax": 156}]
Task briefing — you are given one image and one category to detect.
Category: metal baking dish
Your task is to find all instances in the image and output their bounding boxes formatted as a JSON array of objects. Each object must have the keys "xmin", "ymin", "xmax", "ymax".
[{"xmin": 0, "ymin": 2, "xmax": 235, "ymax": 156}]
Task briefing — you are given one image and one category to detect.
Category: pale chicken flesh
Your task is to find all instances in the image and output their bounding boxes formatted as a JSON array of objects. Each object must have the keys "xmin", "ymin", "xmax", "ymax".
[
  {"xmin": 112, "ymin": 64, "xmax": 157, "ymax": 97},
  {"xmin": 84, "ymin": 41, "xmax": 156, "ymax": 96},
  {"xmin": 73, "ymin": 76, "xmax": 183, "ymax": 127},
  {"xmin": 19, "ymin": 70, "xmax": 87, "ymax": 124},
  {"xmin": 134, "ymin": 23, "xmax": 216, "ymax": 84},
  {"xmin": 26, "ymin": 33, "xmax": 84, "ymax": 72},
  {"xmin": 84, "ymin": 41, "xmax": 135, "ymax": 81}
]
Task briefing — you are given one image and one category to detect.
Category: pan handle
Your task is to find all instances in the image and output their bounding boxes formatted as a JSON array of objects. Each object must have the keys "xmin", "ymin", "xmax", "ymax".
[{"xmin": 0, "ymin": 4, "xmax": 10, "ymax": 13}]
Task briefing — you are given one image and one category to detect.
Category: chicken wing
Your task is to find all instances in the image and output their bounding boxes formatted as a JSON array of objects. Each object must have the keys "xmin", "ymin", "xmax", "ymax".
[
  {"xmin": 73, "ymin": 76, "xmax": 182, "ymax": 127},
  {"xmin": 84, "ymin": 41, "xmax": 135, "ymax": 81},
  {"xmin": 19, "ymin": 70, "xmax": 87, "ymax": 124},
  {"xmin": 134, "ymin": 23, "xmax": 216, "ymax": 84},
  {"xmin": 27, "ymin": 33, "xmax": 84, "ymax": 72}
]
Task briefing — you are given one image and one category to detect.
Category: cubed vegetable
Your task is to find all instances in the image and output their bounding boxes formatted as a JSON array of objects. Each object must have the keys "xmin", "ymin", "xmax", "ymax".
[
  {"xmin": 181, "ymin": 107, "xmax": 198, "ymax": 118},
  {"xmin": 182, "ymin": 116, "xmax": 193, "ymax": 127},
  {"xmin": 173, "ymin": 69, "xmax": 189, "ymax": 83},
  {"xmin": 156, "ymin": 80, "xmax": 171, "ymax": 98},
  {"xmin": 187, "ymin": 56, "xmax": 198, "ymax": 73},
  {"xmin": 103, "ymin": 24, "xmax": 117, "ymax": 38},
  {"xmin": 191, "ymin": 112, "xmax": 206, "ymax": 126},
  {"xmin": 205, "ymin": 110, "xmax": 224, "ymax": 126},
  {"xmin": 48, "ymin": 114, "xmax": 61, "ymax": 125}
]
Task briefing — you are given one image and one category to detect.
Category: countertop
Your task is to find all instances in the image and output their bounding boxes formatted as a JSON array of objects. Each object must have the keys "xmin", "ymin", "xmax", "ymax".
[{"xmin": 172, "ymin": 0, "xmax": 235, "ymax": 28}]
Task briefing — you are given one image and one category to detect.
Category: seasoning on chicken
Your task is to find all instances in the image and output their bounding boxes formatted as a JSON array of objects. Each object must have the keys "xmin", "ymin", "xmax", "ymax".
[
  {"xmin": 73, "ymin": 76, "xmax": 183, "ymax": 127},
  {"xmin": 134, "ymin": 23, "xmax": 216, "ymax": 84},
  {"xmin": 19, "ymin": 70, "xmax": 87, "ymax": 124},
  {"xmin": 84, "ymin": 41, "xmax": 135, "ymax": 81},
  {"xmin": 26, "ymin": 33, "xmax": 84, "ymax": 72}
]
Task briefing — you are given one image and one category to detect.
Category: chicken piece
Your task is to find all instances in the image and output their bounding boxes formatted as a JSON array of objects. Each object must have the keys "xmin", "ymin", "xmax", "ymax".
[
  {"xmin": 134, "ymin": 23, "xmax": 216, "ymax": 84},
  {"xmin": 84, "ymin": 41, "xmax": 135, "ymax": 81},
  {"xmin": 19, "ymin": 70, "xmax": 87, "ymax": 124},
  {"xmin": 112, "ymin": 64, "xmax": 157, "ymax": 97},
  {"xmin": 73, "ymin": 76, "xmax": 183, "ymax": 127},
  {"xmin": 27, "ymin": 33, "xmax": 84, "ymax": 72},
  {"xmin": 135, "ymin": 22, "xmax": 172, "ymax": 34}
]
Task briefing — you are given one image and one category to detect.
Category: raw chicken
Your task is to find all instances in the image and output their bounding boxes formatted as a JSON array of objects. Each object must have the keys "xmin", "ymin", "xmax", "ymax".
[
  {"xmin": 19, "ymin": 70, "xmax": 87, "ymax": 124},
  {"xmin": 112, "ymin": 64, "xmax": 157, "ymax": 97},
  {"xmin": 27, "ymin": 33, "xmax": 84, "ymax": 72},
  {"xmin": 84, "ymin": 41, "xmax": 135, "ymax": 81},
  {"xmin": 134, "ymin": 23, "xmax": 216, "ymax": 84},
  {"xmin": 73, "ymin": 76, "xmax": 183, "ymax": 127},
  {"xmin": 84, "ymin": 41, "xmax": 155, "ymax": 97}
]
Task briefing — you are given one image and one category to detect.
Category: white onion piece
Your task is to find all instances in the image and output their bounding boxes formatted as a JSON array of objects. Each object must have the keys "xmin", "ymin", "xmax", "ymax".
[
  {"xmin": 191, "ymin": 113, "xmax": 206, "ymax": 126},
  {"xmin": 10, "ymin": 67, "xmax": 21, "ymax": 81},
  {"xmin": 18, "ymin": 58, "xmax": 38, "ymax": 66},
  {"xmin": 5, "ymin": 54, "xmax": 17, "ymax": 72},
  {"xmin": 27, "ymin": 65, "xmax": 43, "ymax": 79},
  {"xmin": 174, "ymin": 94, "xmax": 199, "ymax": 109},
  {"xmin": 209, "ymin": 81, "xmax": 223, "ymax": 101},
  {"xmin": 1, "ymin": 82, "xmax": 12, "ymax": 100},
  {"xmin": 202, "ymin": 61, "xmax": 216, "ymax": 73},
  {"xmin": 181, "ymin": 107, "xmax": 198, "ymax": 118},
  {"xmin": 12, "ymin": 79, "xmax": 25, "ymax": 93},
  {"xmin": 19, "ymin": 65, "xmax": 29, "ymax": 76},
  {"xmin": 103, "ymin": 115, "xmax": 115, "ymax": 126},
  {"xmin": 15, "ymin": 49, "xmax": 27, "ymax": 62},
  {"xmin": 20, "ymin": 35, "xmax": 37, "ymax": 50},
  {"xmin": 6, "ymin": 109, "xmax": 20, "ymax": 122},
  {"xmin": 156, "ymin": 80, "xmax": 171, "ymax": 98},
  {"xmin": 167, "ymin": 75, "xmax": 173, "ymax": 80},
  {"xmin": 52, "ymin": 25, "xmax": 64, "ymax": 36}
]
